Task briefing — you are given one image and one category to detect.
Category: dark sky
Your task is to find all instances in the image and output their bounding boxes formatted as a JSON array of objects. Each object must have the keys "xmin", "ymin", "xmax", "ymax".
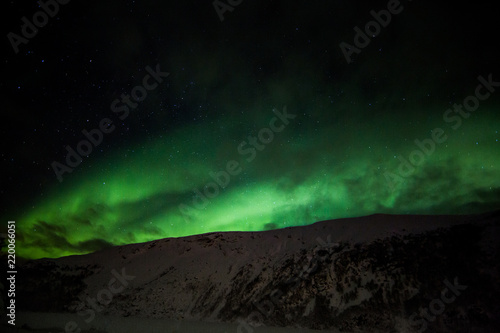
[{"xmin": 1, "ymin": 0, "xmax": 499, "ymax": 259}]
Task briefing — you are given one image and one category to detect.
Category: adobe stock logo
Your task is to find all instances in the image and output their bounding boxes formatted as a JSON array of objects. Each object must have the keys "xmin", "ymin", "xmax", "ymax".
[
  {"xmin": 51, "ymin": 64, "xmax": 169, "ymax": 182},
  {"xmin": 384, "ymin": 74, "xmax": 499, "ymax": 191},
  {"xmin": 179, "ymin": 106, "xmax": 295, "ymax": 222},
  {"xmin": 409, "ymin": 277, "xmax": 467, "ymax": 332},
  {"xmin": 7, "ymin": 0, "xmax": 71, "ymax": 54},
  {"xmin": 213, "ymin": 0, "xmax": 243, "ymax": 22},
  {"xmin": 236, "ymin": 235, "xmax": 339, "ymax": 333},
  {"xmin": 56, "ymin": 268, "xmax": 135, "ymax": 333}
]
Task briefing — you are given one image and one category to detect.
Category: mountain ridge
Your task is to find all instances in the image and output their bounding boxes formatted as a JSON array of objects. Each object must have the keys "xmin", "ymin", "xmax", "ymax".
[{"xmin": 2, "ymin": 210, "xmax": 499, "ymax": 332}]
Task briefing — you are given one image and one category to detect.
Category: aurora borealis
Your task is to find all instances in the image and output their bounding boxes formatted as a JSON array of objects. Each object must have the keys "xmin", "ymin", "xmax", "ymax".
[{"xmin": 2, "ymin": 0, "xmax": 499, "ymax": 259}]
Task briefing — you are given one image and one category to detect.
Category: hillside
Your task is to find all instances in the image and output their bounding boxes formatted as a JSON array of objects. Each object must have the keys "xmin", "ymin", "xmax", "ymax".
[{"xmin": 2, "ymin": 210, "xmax": 499, "ymax": 332}]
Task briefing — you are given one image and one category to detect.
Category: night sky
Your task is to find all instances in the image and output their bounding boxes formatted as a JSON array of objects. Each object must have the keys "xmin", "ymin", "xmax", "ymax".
[{"xmin": 2, "ymin": 0, "xmax": 499, "ymax": 259}]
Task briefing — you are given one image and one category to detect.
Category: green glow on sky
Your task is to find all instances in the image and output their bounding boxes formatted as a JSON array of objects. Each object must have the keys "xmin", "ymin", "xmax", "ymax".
[
  {"xmin": 2, "ymin": 0, "xmax": 499, "ymax": 263},
  {"xmin": 11, "ymin": 101, "xmax": 499, "ymax": 259}
]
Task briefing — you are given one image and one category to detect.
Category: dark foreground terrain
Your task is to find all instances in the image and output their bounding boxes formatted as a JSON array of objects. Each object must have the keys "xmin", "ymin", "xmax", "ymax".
[{"xmin": 2, "ymin": 210, "xmax": 499, "ymax": 332}]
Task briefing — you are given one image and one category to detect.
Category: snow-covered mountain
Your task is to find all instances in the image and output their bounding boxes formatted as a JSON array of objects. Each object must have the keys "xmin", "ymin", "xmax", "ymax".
[{"xmin": 4, "ymin": 210, "xmax": 500, "ymax": 332}]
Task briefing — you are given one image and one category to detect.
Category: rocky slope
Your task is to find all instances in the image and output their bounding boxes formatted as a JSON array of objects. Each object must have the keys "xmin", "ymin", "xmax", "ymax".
[{"xmin": 2, "ymin": 210, "xmax": 500, "ymax": 332}]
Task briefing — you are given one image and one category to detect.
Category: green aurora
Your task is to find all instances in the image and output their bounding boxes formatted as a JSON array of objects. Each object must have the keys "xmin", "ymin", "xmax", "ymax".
[
  {"xmin": 12, "ymin": 99, "xmax": 500, "ymax": 259},
  {"xmin": 3, "ymin": 1, "xmax": 500, "ymax": 260}
]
